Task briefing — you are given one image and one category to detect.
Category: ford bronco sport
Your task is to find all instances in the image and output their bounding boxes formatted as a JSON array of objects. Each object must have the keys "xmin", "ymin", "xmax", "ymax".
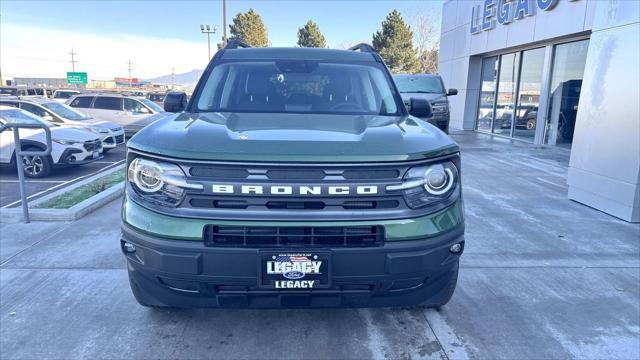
[{"xmin": 122, "ymin": 41, "xmax": 465, "ymax": 308}]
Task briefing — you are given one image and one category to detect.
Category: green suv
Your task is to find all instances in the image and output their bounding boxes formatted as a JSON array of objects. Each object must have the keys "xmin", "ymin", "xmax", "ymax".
[{"xmin": 121, "ymin": 42, "xmax": 465, "ymax": 308}]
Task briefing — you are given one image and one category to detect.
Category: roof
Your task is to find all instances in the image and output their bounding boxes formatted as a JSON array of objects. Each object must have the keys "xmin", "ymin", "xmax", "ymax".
[{"xmin": 220, "ymin": 47, "xmax": 377, "ymax": 62}]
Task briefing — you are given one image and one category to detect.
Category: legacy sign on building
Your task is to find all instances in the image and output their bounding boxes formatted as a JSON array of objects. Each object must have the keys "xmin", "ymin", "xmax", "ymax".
[{"xmin": 471, "ymin": 0, "xmax": 580, "ymax": 34}]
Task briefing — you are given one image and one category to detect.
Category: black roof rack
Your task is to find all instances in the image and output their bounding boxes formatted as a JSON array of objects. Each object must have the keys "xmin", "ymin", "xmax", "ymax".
[
  {"xmin": 348, "ymin": 43, "xmax": 376, "ymax": 53},
  {"xmin": 224, "ymin": 39, "xmax": 251, "ymax": 49}
]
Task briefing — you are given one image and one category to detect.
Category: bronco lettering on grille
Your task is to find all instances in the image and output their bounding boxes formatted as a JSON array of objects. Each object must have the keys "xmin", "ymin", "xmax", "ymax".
[{"xmin": 211, "ymin": 184, "xmax": 378, "ymax": 196}]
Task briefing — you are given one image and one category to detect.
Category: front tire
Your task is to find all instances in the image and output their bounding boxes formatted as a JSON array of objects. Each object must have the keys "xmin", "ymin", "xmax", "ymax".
[{"xmin": 21, "ymin": 147, "xmax": 52, "ymax": 178}]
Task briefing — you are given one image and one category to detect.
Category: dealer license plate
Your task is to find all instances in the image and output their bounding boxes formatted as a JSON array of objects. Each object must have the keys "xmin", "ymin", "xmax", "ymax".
[{"xmin": 260, "ymin": 253, "xmax": 330, "ymax": 289}]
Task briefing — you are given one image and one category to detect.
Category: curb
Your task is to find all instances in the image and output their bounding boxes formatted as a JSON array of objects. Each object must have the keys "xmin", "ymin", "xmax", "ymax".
[{"xmin": 1, "ymin": 164, "xmax": 125, "ymax": 223}]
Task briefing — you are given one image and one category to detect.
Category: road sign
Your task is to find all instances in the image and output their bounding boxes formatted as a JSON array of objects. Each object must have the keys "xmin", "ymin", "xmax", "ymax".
[{"xmin": 67, "ymin": 72, "xmax": 88, "ymax": 84}]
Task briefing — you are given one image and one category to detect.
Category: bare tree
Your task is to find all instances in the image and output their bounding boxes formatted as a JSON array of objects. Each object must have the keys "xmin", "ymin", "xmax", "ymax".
[{"xmin": 411, "ymin": 12, "xmax": 440, "ymax": 74}]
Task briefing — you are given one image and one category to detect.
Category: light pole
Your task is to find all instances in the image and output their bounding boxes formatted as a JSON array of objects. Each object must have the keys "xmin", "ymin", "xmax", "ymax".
[{"xmin": 200, "ymin": 24, "xmax": 217, "ymax": 61}]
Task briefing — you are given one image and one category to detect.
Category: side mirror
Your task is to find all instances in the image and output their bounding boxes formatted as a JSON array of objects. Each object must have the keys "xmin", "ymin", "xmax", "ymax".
[
  {"xmin": 41, "ymin": 114, "xmax": 54, "ymax": 122},
  {"xmin": 409, "ymin": 97, "xmax": 432, "ymax": 118},
  {"xmin": 164, "ymin": 92, "xmax": 188, "ymax": 113},
  {"xmin": 447, "ymin": 88, "xmax": 458, "ymax": 96}
]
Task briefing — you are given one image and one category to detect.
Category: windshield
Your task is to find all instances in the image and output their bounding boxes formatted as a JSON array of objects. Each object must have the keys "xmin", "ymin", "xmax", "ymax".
[
  {"xmin": 53, "ymin": 91, "xmax": 79, "ymax": 99},
  {"xmin": 196, "ymin": 60, "xmax": 400, "ymax": 115},
  {"xmin": 139, "ymin": 98, "xmax": 163, "ymax": 112},
  {"xmin": 393, "ymin": 76, "xmax": 444, "ymax": 94},
  {"xmin": 0, "ymin": 108, "xmax": 52, "ymax": 127},
  {"xmin": 42, "ymin": 102, "xmax": 91, "ymax": 120}
]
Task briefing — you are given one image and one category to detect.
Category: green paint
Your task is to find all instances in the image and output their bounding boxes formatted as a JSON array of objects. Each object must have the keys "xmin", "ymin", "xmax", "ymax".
[
  {"xmin": 122, "ymin": 196, "xmax": 464, "ymax": 241},
  {"xmin": 66, "ymin": 72, "xmax": 88, "ymax": 84}
]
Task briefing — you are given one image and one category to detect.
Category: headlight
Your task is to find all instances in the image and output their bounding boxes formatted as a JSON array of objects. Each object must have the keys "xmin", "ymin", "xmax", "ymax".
[
  {"xmin": 430, "ymin": 102, "xmax": 448, "ymax": 113},
  {"xmin": 53, "ymin": 138, "xmax": 82, "ymax": 145},
  {"xmin": 387, "ymin": 161, "xmax": 459, "ymax": 209},
  {"xmin": 127, "ymin": 157, "xmax": 201, "ymax": 207}
]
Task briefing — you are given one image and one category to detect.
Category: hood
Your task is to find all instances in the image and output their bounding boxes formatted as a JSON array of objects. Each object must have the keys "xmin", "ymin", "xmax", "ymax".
[
  {"xmin": 128, "ymin": 112, "xmax": 458, "ymax": 163},
  {"xmin": 130, "ymin": 112, "xmax": 169, "ymax": 128},
  {"xmin": 65, "ymin": 118, "xmax": 121, "ymax": 129},
  {"xmin": 399, "ymin": 93, "xmax": 447, "ymax": 104},
  {"xmin": 50, "ymin": 127, "xmax": 100, "ymax": 142}
]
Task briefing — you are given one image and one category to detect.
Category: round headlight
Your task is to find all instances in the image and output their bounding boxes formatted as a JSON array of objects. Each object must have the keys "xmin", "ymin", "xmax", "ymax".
[
  {"xmin": 129, "ymin": 158, "xmax": 164, "ymax": 192},
  {"xmin": 423, "ymin": 165, "xmax": 454, "ymax": 195}
]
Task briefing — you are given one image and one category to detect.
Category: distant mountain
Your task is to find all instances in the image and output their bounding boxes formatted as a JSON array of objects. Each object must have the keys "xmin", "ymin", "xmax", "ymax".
[{"xmin": 147, "ymin": 69, "xmax": 203, "ymax": 86}]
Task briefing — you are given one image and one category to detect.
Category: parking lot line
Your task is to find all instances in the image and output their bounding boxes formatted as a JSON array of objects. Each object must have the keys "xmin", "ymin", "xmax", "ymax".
[{"xmin": 1, "ymin": 159, "xmax": 125, "ymax": 208}]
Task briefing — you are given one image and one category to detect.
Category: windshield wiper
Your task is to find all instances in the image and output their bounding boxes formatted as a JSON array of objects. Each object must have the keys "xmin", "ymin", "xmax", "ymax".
[{"xmin": 399, "ymin": 90, "xmax": 440, "ymax": 94}]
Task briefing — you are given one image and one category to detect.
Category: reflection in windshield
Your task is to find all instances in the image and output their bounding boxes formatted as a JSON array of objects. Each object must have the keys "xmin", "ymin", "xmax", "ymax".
[
  {"xmin": 0, "ymin": 108, "xmax": 53, "ymax": 127},
  {"xmin": 139, "ymin": 98, "xmax": 163, "ymax": 113},
  {"xmin": 42, "ymin": 102, "xmax": 91, "ymax": 121}
]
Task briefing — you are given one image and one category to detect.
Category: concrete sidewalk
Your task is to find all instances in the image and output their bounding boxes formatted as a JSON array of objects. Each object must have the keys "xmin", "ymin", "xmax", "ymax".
[{"xmin": 1, "ymin": 131, "xmax": 638, "ymax": 359}]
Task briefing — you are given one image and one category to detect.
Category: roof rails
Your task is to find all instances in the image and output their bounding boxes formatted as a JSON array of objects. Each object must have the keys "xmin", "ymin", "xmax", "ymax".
[
  {"xmin": 224, "ymin": 39, "xmax": 251, "ymax": 49},
  {"xmin": 348, "ymin": 43, "xmax": 376, "ymax": 53}
]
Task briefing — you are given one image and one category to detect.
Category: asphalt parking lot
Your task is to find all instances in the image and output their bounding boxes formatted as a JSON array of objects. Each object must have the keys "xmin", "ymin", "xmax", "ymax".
[
  {"xmin": 1, "ymin": 131, "xmax": 638, "ymax": 359},
  {"xmin": 0, "ymin": 145, "xmax": 126, "ymax": 208}
]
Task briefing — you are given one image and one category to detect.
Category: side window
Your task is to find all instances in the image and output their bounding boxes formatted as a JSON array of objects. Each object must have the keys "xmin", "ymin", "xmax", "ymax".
[
  {"xmin": 124, "ymin": 98, "xmax": 150, "ymax": 114},
  {"xmin": 93, "ymin": 97, "xmax": 122, "ymax": 110},
  {"xmin": 70, "ymin": 96, "xmax": 93, "ymax": 108}
]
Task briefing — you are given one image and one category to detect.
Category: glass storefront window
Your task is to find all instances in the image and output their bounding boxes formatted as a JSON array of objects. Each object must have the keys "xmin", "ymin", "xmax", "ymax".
[
  {"xmin": 476, "ymin": 57, "xmax": 498, "ymax": 132},
  {"xmin": 493, "ymin": 52, "xmax": 520, "ymax": 135},
  {"xmin": 513, "ymin": 47, "xmax": 546, "ymax": 140},
  {"xmin": 545, "ymin": 39, "xmax": 589, "ymax": 146}
]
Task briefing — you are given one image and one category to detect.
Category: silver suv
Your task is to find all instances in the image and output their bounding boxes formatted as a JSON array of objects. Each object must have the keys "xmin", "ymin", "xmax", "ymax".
[{"xmin": 66, "ymin": 93, "xmax": 166, "ymax": 137}]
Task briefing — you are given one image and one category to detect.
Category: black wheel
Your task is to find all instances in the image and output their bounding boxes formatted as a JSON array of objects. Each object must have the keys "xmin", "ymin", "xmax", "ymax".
[{"xmin": 21, "ymin": 147, "xmax": 52, "ymax": 178}]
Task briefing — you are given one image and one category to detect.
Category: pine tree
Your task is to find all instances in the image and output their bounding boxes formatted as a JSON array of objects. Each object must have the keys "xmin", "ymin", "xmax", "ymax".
[
  {"xmin": 228, "ymin": 8, "xmax": 269, "ymax": 47},
  {"xmin": 372, "ymin": 10, "xmax": 420, "ymax": 73},
  {"xmin": 297, "ymin": 20, "xmax": 326, "ymax": 48}
]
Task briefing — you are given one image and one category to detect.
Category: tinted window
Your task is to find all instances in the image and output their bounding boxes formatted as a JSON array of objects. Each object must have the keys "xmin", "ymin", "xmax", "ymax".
[
  {"xmin": 196, "ymin": 60, "xmax": 399, "ymax": 115},
  {"xmin": 393, "ymin": 76, "xmax": 444, "ymax": 94},
  {"xmin": 54, "ymin": 90, "xmax": 79, "ymax": 99},
  {"xmin": 0, "ymin": 88, "xmax": 17, "ymax": 96},
  {"xmin": 70, "ymin": 96, "xmax": 94, "ymax": 108},
  {"xmin": 94, "ymin": 97, "xmax": 122, "ymax": 110},
  {"xmin": 0, "ymin": 101, "xmax": 19, "ymax": 108}
]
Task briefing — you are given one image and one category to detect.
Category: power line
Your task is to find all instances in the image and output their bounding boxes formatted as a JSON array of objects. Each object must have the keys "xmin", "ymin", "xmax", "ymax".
[{"xmin": 69, "ymin": 47, "xmax": 78, "ymax": 72}]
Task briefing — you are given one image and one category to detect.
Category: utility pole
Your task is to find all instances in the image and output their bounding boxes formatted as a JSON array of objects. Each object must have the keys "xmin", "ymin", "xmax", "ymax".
[
  {"xmin": 127, "ymin": 59, "xmax": 133, "ymax": 89},
  {"xmin": 223, "ymin": 0, "xmax": 227, "ymax": 46},
  {"xmin": 200, "ymin": 24, "xmax": 217, "ymax": 62},
  {"xmin": 69, "ymin": 47, "xmax": 78, "ymax": 72}
]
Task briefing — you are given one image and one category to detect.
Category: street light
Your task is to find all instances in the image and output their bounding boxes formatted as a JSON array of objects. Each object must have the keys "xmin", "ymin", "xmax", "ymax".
[{"xmin": 200, "ymin": 24, "xmax": 217, "ymax": 61}]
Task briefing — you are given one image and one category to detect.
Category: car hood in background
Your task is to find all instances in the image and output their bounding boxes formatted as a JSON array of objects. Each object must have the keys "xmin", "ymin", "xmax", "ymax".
[
  {"xmin": 128, "ymin": 112, "xmax": 458, "ymax": 163},
  {"xmin": 129, "ymin": 112, "xmax": 170, "ymax": 128}
]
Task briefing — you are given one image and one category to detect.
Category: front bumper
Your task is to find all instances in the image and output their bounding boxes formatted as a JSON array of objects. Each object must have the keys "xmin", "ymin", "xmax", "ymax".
[
  {"xmin": 122, "ymin": 223, "xmax": 463, "ymax": 308},
  {"xmin": 121, "ymin": 197, "xmax": 465, "ymax": 308}
]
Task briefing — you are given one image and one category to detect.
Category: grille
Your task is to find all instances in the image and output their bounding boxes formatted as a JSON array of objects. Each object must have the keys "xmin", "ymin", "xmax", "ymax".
[
  {"xmin": 115, "ymin": 134, "xmax": 125, "ymax": 143},
  {"xmin": 110, "ymin": 127, "xmax": 122, "ymax": 132},
  {"xmin": 83, "ymin": 140, "xmax": 101, "ymax": 151},
  {"xmin": 203, "ymin": 225, "xmax": 384, "ymax": 247},
  {"xmin": 104, "ymin": 137, "xmax": 114, "ymax": 144}
]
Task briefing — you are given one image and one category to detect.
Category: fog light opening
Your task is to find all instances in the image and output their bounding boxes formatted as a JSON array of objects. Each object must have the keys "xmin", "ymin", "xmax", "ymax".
[
  {"xmin": 449, "ymin": 243, "xmax": 462, "ymax": 254},
  {"xmin": 123, "ymin": 242, "xmax": 136, "ymax": 253}
]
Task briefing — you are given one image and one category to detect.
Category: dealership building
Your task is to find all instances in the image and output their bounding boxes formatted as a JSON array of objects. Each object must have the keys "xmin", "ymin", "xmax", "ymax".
[{"xmin": 438, "ymin": 0, "xmax": 639, "ymax": 222}]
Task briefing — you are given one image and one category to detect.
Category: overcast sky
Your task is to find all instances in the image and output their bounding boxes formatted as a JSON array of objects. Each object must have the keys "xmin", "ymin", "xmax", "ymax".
[{"xmin": 0, "ymin": 0, "xmax": 443, "ymax": 80}]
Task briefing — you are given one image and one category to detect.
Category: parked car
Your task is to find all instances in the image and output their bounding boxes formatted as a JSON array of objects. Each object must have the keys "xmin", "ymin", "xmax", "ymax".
[
  {"xmin": 52, "ymin": 89, "xmax": 81, "ymax": 103},
  {"xmin": 121, "ymin": 42, "xmax": 464, "ymax": 309},
  {"xmin": 393, "ymin": 74, "xmax": 457, "ymax": 133},
  {"xmin": 146, "ymin": 92, "xmax": 165, "ymax": 105},
  {"xmin": 66, "ymin": 93, "xmax": 166, "ymax": 137},
  {"xmin": 0, "ymin": 97, "xmax": 125, "ymax": 152},
  {"xmin": 0, "ymin": 87, "xmax": 37, "ymax": 97},
  {"xmin": 0, "ymin": 106, "xmax": 103, "ymax": 178}
]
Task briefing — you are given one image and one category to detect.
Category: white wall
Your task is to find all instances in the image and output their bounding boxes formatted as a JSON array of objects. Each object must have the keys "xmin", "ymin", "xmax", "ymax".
[{"xmin": 567, "ymin": 1, "xmax": 640, "ymax": 222}]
